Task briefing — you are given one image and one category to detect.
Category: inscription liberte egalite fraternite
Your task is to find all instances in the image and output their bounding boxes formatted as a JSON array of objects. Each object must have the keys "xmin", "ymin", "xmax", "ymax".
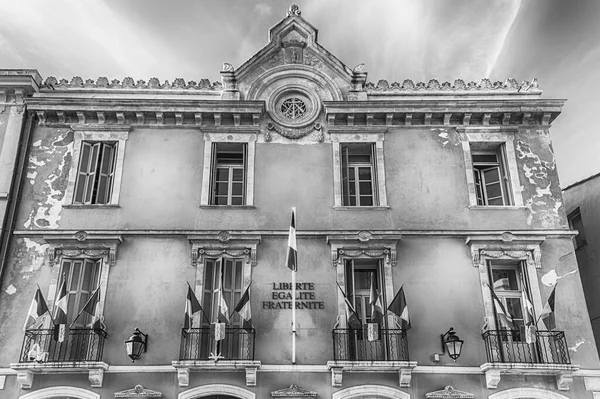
[{"xmin": 262, "ymin": 282, "xmax": 325, "ymax": 310}]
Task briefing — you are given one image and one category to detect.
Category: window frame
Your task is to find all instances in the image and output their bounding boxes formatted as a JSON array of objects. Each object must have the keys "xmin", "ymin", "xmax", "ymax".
[
  {"xmin": 331, "ymin": 131, "xmax": 388, "ymax": 208},
  {"xmin": 460, "ymin": 129, "xmax": 523, "ymax": 208},
  {"xmin": 210, "ymin": 142, "xmax": 247, "ymax": 206},
  {"xmin": 567, "ymin": 208, "xmax": 586, "ymax": 249},
  {"xmin": 200, "ymin": 132, "xmax": 257, "ymax": 207},
  {"xmin": 64, "ymin": 127, "xmax": 129, "ymax": 207}
]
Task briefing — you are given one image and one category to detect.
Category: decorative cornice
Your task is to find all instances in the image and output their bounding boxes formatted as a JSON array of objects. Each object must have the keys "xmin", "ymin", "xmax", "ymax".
[
  {"xmin": 326, "ymin": 233, "xmax": 401, "ymax": 267},
  {"xmin": 366, "ymin": 78, "xmax": 541, "ymax": 94},
  {"xmin": 43, "ymin": 76, "xmax": 222, "ymax": 91},
  {"xmin": 188, "ymin": 233, "xmax": 261, "ymax": 267},
  {"xmin": 44, "ymin": 231, "xmax": 123, "ymax": 267}
]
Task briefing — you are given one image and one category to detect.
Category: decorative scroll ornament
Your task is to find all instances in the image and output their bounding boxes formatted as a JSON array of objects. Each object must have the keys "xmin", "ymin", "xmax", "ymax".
[
  {"xmin": 364, "ymin": 78, "xmax": 542, "ymax": 93},
  {"xmin": 114, "ymin": 384, "xmax": 162, "ymax": 398},
  {"xmin": 353, "ymin": 63, "xmax": 365, "ymax": 73},
  {"xmin": 44, "ymin": 76, "xmax": 222, "ymax": 91},
  {"xmin": 222, "ymin": 63, "xmax": 234, "ymax": 72},
  {"xmin": 425, "ymin": 386, "xmax": 474, "ymax": 399},
  {"xmin": 286, "ymin": 4, "xmax": 301, "ymax": 17},
  {"xmin": 266, "ymin": 121, "xmax": 323, "ymax": 140}
]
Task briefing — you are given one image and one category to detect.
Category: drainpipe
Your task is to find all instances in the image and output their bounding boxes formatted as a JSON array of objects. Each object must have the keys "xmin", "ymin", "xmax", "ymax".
[{"xmin": 0, "ymin": 108, "xmax": 36, "ymax": 285}]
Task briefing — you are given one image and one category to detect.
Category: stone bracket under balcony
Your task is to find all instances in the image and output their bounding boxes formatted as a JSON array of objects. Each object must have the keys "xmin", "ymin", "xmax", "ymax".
[
  {"xmin": 326, "ymin": 360, "xmax": 417, "ymax": 388},
  {"xmin": 10, "ymin": 361, "xmax": 109, "ymax": 389},
  {"xmin": 480, "ymin": 362, "xmax": 580, "ymax": 391},
  {"xmin": 172, "ymin": 360, "xmax": 261, "ymax": 387}
]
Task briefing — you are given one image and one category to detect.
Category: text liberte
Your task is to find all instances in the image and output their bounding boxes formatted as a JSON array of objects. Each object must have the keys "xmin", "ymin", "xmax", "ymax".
[{"xmin": 262, "ymin": 282, "xmax": 325, "ymax": 310}]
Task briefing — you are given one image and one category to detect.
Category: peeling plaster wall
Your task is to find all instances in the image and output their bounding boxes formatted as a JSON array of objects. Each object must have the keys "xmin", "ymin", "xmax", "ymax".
[
  {"xmin": 18, "ymin": 127, "xmax": 73, "ymax": 229},
  {"xmin": 0, "ymin": 237, "xmax": 52, "ymax": 366},
  {"xmin": 563, "ymin": 174, "xmax": 600, "ymax": 357},
  {"xmin": 516, "ymin": 127, "xmax": 567, "ymax": 230}
]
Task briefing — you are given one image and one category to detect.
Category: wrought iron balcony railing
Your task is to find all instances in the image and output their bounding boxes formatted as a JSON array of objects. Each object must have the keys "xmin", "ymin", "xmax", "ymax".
[
  {"xmin": 482, "ymin": 329, "xmax": 570, "ymax": 364},
  {"xmin": 18, "ymin": 328, "xmax": 107, "ymax": 364},
  {"xmin": 332, "ymin": 328, "xmax": 409, "ymax": 361},
  {"xmin": 179, "ymin": 327, "xmax": 255, "ymax": 361}
]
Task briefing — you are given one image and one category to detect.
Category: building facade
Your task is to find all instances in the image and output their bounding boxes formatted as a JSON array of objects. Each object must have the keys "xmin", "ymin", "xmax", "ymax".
[
  {"xmin": 563, "ymin": 173, "xmax": 600, "ymax": 357},
  {"xmin": 0, "ymin": 5, "xmax": 599, "ymax": 399}
]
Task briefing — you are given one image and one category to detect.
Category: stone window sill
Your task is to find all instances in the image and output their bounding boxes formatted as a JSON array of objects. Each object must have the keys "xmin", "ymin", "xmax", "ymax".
[{"xmin": 333, "ymin": 206, "xmax": 390, "ymax": 211}]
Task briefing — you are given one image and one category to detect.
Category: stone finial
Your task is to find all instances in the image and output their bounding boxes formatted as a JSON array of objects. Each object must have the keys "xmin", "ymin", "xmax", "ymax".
[
  {"xmin": 222, "ymin": 63, "xmax": 234, "ymax": 72},
  {"xmin": 287, "ymin": 4, "xmax": 301, "ymax": 16},
  {"xmin": 353, "ymin": 63, "xmax": 365, "ymax": 73}
]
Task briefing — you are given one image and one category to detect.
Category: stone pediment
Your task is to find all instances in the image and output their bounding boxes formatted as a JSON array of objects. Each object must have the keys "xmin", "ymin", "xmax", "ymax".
[
  {"xmin": 114, "ymin": 384, "xmax": 162, "ymax": 398},
  {"xmin": 233, "ymin": 4, "xmax": 358, "ymax": 104},
  {"xmin": 425, "ymin": 386, "xmax": 474, "ymax": 399},
  {"xmin": 271, "ymin": 384, "xmax": 317, "ymax": 398}
]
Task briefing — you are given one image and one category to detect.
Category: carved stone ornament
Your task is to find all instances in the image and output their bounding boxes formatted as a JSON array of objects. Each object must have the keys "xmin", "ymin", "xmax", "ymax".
[
  {"xmin": 425, "ymin": 386, "xmax": 474, "ymax": 399},
  {"xmin": 327, "ymin": 235, "xmax": 401, "ymax": 268},
  {"xmin": 466, "ymin": 234, "xmax": 545, "ymax": 269},
  {"xmin": 45, "ymin": 232, "xmax": 123, "ymax": 267},
  {"xmin": 357, "ymin": 231, "xmax": 372, "ymax": 242},
  {"xmin": 271, "ymin": 384, "xmax": 316, "ymax": 398},
  {"xmin": 114, "ymin": 385, "xmax": 162, "ymax": 398},
  {"xmin": 189, "ymin": 234, "xmax": 261, "ymax": 267},
  {"xmin": 222, "ymin": 63, "xmax": 234, "ymax": 72},
  {"xmin": 286, "ymin": 4, "xmax": 301, "ymax": 17},
  {"xmin": 267, "ymin": 121, "xmax": 323, "ymax": 140}
]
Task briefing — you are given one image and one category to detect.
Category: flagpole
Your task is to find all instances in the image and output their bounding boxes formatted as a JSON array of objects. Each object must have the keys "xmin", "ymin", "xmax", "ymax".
[{"xmin": 292, "ymin": 261, "xmax": 296, "ymax": 364}]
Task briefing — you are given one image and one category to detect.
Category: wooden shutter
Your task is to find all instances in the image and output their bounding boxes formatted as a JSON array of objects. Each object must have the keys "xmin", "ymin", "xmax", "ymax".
[
  {"xmin": 370, "ymin": 143, "xmax": 378, "ymax": 206},
  {"xmin": 498, "ymin": 143, "xmax": 512, "ymax": 205},
  {"xmin": 96, "ymin": 142, "xmax": 117, "ymax": 204},
  {"xmin": 341, "ymin": 145, "xmax": 350, "ymax": 206},
  {"xmin": 60, "ymin": 258, "xmax": 101, "ymax": 327},
  {"xmin": 74, "ymin": 142, "xmax": 100, "ymax": 204}
]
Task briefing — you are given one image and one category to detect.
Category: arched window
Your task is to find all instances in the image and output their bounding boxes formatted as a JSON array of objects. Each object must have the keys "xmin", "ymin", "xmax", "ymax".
[
  {"xmin": 488, "ymin": 387, "xmax": 570, "ymax": 399},
  {"xmin": 332, "ymin": 384, "xmax": 410, "ymax": 399},
  {"xmin": 179, "ymin": 384, "xmax": 255, "ymax": 399},
  {"xmin": 19, "ymin": 386, "xmax": 100, "ymax": 399}
]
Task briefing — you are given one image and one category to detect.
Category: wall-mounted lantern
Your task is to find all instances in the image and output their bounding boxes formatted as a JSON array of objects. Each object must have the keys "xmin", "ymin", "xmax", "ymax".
[
  {"xmin": 441, "ymin": 327, "xmax": 464, "ymax": 362},
  {"xmin": 125, "ymin": 328, "xmax": 148, "ymax": 362}
]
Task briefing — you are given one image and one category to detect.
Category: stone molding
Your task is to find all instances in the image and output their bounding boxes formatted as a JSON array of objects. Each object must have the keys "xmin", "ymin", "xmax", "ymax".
[
  {"xmin": 44, "ymin": 232, "xmax": 123, "ymax": 267},
  {"xmin": 488, "ymin": 387, "xmax": 570, "ymax": 399},
  {"xmin": 188, "ymin": 234, "xmax": 261, "ymax": 267},
  {"xmin": 466, "ymin": 233, "xmax": 545, "ymax": 269},
  {"xmin": 332, "ymin": 385, "xmax": 410, "ymax": 399},
  {"xmin": 11, "ymin": 361, "xmax": 109, "ymax": 389},
  {"xmin": 271, "ymin": 384, "xmax": 316, "ymax": 398},
  {"xmin": 480, "ymin": 362, "xmax": 579, "ymax": 391},
  {"xmin": 326, "ymin": 361, "xmax": 416, "ymax": 388},
  {"xmin": 114, "ymin": 385, "xmax": 162, "ymax": 398},
  {"xmin": 366, "ymin": 78, "xmax": 541, "ymax": 94},
  {"xmin": 327, "ymin": 233, "xmax": 401, "ymax": 267},
  {"xmin": 18, "ymin": 386, "xmax": 100, "ymax": 399},
  {"xmin": 172, "ymin": 360, "xmax": 261, "ymax": 387},
  {"xmin": 178, "ymin": 384, "xmax": 255, "ymax": 399},
  {"xmin": 43, "ymin": 76, "xmax": 222, "ymax": 91},
  {"xmin": 425, "ymin": 385, "xmax": 474, "ymax": 399}
]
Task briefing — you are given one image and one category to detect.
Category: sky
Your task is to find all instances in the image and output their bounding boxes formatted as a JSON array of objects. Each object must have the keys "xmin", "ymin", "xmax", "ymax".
[{"xmin": 1, "ymin": 0, "xmax": 599, "ymax": 187}]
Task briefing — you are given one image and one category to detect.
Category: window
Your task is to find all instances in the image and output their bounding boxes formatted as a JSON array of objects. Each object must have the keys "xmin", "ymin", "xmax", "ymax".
[
  {"xmin": 459, "ymin": 130, "xmax": 523, "ymax": 207},
  {"xmin": 341, "ymin": 143, "xmax": 377, "ymax": 207},
  {"xmin": 567, "ymin": 209, "xmax": 586, "ymax": 249},
  {"xmin": 489, "ymin": 262, "xmax": 531, "ymax": 334},
  {"xmin": 202, "ymin": 257, "xmax": 244, "ymax": 325},
  {"xmin": 472, "ymin": 145, "xmax": 511, "ymax": 206},
  {"xmin": 345, "ymin": 259, "xmax": 384, "ymax": 325},
  {"xmin": 64, "ymin": 128, "xmax": 129, "ymax": 206},
  {"xmin": 210, "ymin": 143, "xmax": 247, "ymax": 206},
  {"xmin": 74, "ymin": 142, "xmax": 117, "ymax": 205},
  {"xmin": 331, "ymin": 132, "xmax": 388, "ymax": 208},
  {"xmin": 200, "ymin": 133, "xmax": 257, "ymax": 207},
  {"xmin": 59, "ymin": 258, "xmax": 101, "ymax": 327}
]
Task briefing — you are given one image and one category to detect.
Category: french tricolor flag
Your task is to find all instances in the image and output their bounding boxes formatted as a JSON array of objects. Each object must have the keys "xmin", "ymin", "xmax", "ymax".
[{"xmin": 286, "ymin": 207, "xmax": 297, "ymax": 272}]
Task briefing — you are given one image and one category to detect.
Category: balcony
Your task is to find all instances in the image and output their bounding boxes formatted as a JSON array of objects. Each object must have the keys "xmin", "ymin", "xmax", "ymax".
[
  {"xmin": 327, "ymin": 328, "xmax": 416, "ymax": 388},
  {"xmin": 179, "ymin": 327, "xmax": 255, "ymax": 361},
  {"xmin": 10, "ymin": 328, "xmax": 109, "ymax": 389},
  {"xmin": 172, "ymin": 327, "xmax": 261, "ymax": 388},
  {"xmin": 480, "ymin": 329, "xmax": 579, "ymax": 390}
]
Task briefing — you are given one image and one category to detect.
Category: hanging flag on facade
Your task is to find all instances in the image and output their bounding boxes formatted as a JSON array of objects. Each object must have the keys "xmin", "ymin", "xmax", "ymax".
[
  {"xmin": 54, "ymin": 275, "xmax": 68, "ymax": 342},
  {"xmin": 184, "ymin": 283, "xmax": 205, "ymax": 330},
  {"xmin": 213, "ymin": 322, "xmax": 226, "ymax": 341},
  {"xmin": 217, "ymin": 269, "xmax": 229, "ymax": 324},
  {"xmin": 388, "ymin": 285, "xmax": 411, "ymax": 330},
  {"xmin": 23, "ymin": 287, "xmax": 50, "ymax": 331},
  {"xmin": 366, "ymin": 323, "xmax": 379, "ymax": 341},
  {"xmin": 233, "ymin": 285, "xmax": 253, "ymax": 333},
  {"xmin": 540, "ymin": 284, "xmax": 557, "ymax": 331},
  {"xmin": 336, "ymin": 282, "xmax": 362, "ymax": 329},
  {"xmin": 521, "ymin": 288, "xmax": 536, "ymax": 343},
  {"xmin": 488, "ymin": 284, "xmax": 516, "ymax": 330},
  {"xmin": 369, "ymin": 273, "xmax": 384, "ymax": 324},
  {"xmin": 71, "ymin": 287, "xmax": 103, "ymax": 331},
  {"xmin": 286, "ymin": 206, "xmax": 298, "ymax": 272}
]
